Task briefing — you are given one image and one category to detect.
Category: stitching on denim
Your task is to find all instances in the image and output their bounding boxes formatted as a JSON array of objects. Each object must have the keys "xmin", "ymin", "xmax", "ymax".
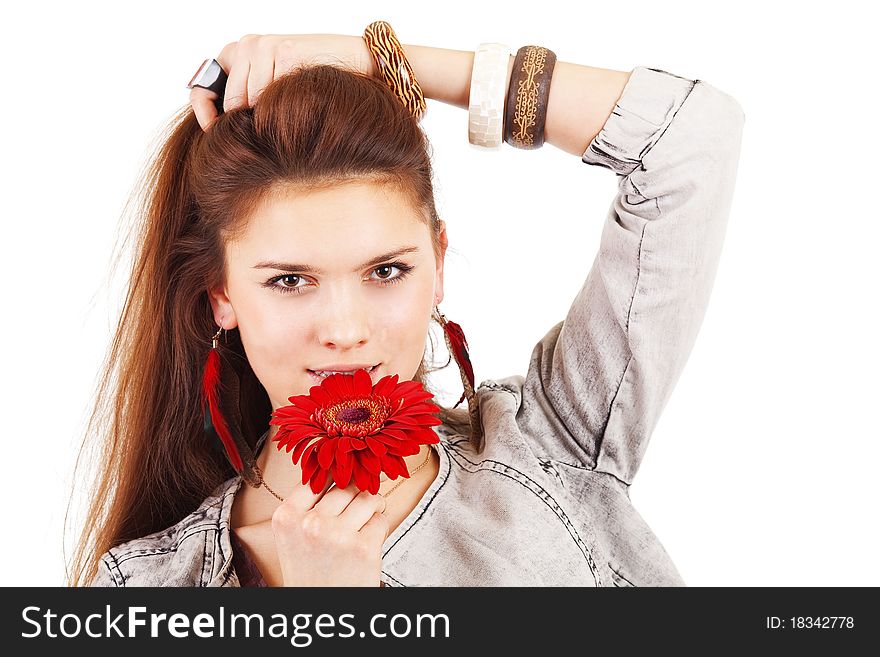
[
  {"xmin": 537, "ymin": 458, "xmax": 565, "ymax": 488},
  {"xmin": 610, "ymin": 563, "xmax": 636, "ymax": 587},
  {"xmin": 216, "ymin": 562, "xmax": 237, "ymax": 588},
  {"xmin": 214, "ymin": 491, "xmax": 227, "ymax": 581},
  {"xmin": 445, "ymin": 449, "xmax": 603, "ymax": 586},
  {"xmin": 110, "ymin": 484, "xmax": 238, "ymax": 564},
  {"xmin": 113, "ymin": 522, "xmax": 217, "ymax": 554},
  {"xmin": 476, "ymin": 380, "xmax": 520, "ymax": 400},
  {"xmin": 115, "ymin": 527, "xmax": 217, "ymax": 566},
  {"xmin": 382, "ymin": 441, "xmax": 451, "ymax": 558},
  {"xmin": 200, "ymin": 532, "xmax": 209, "ymax": 587},
  {"xmin": 102, "ymin": 552, "xmax": 125, "ymax": 587},
  {"xmin": 383, "ymin": 573, "xmax": 405, "ymax": 587},
  {"xmin": 549, "ymin": 458, "xmax": 632, "ymax": 489}
]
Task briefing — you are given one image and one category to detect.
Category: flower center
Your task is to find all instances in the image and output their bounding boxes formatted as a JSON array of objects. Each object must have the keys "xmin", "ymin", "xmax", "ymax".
[
  {"xmin": 337, "ymin": 407, "xmax": 371, "ymax": 424},
  {"xmin": 318, "ymin": 396, "xmax": 392, "ymax": 437}
]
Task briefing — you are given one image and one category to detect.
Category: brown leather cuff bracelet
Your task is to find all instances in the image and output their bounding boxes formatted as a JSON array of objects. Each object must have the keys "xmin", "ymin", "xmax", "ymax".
[{"xmin": 504, "ymin": 45, "xmax": 557, "ymax": 149}]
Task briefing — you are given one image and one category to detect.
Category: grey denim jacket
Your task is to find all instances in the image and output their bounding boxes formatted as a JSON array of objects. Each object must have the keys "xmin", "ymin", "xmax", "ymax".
[{"xmin": 89, "ymin": 65, "xmax": 745, "ymax": 587}]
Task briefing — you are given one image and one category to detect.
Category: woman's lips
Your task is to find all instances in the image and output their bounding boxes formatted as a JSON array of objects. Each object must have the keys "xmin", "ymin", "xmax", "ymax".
[{"xmin": 307, "ymin": 364, "xmax": 380, "ymax": 385}]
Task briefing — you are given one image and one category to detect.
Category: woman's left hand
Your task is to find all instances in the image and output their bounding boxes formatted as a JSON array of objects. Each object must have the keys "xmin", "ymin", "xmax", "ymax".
[{"xmin": 189, "ymin": 33, "xmax": 378, "ymax": 131}]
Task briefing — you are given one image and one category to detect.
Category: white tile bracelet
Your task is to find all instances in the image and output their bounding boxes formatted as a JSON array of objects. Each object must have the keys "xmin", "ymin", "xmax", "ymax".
[{"xmin": 468, "ymin": 43, "xmax": 511, "ymax": 148}]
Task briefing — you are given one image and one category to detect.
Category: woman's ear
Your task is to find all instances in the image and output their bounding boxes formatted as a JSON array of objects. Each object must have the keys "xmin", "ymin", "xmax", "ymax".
[{"xmin": 207, "ymin": 285, "xmax": 239, "ymax": 330}]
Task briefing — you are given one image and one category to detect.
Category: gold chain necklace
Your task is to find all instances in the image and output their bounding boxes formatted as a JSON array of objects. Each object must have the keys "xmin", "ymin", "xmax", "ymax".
[{"xmin": 252, "ymin": 447, "xmax": 433, "ymax": 503}]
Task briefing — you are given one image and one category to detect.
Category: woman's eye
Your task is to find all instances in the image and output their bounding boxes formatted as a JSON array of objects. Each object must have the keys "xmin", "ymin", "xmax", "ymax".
[
  {"xmin": 373, "ymin": 264, "xmax": 400, "ymax": 280},
  {"xmin": 264, "ymin": 261, "xmax": 413, "ymax": 296},
  {"xmin": 369, "ymin": 262, "xmax": 414, "ymax": 284},
  {"xmin": 273, "ymin": 274, "xmax": 304, "ymax": 293}
]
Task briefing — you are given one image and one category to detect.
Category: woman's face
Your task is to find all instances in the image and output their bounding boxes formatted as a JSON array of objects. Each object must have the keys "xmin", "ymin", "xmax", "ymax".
[{"xmin": 208, "ymin": 180, "xmax": 447, "ymax": 410}]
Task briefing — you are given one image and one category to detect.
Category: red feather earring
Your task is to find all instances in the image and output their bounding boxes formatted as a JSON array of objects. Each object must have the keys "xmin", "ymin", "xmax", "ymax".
[
  {"xmin": 201, "ymin": 326, "xmax": 257, "ymax": 484},
  {"xmin": 434, "ymin": 305, "xmax": 482, "ymax": 445},
  {"xmin": 435, "ymin": 308, "xmax": 475, "ymax": 408}
]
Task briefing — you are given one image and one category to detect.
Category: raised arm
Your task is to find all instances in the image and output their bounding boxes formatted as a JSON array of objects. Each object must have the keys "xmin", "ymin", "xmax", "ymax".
[
  {"xmin": 388, "ymin": 43, "xmax": 633, "ymax": 156},
  {"xmin": 393, "ymin": 41, "xmax": 745, "ymax": 484},
  {"xmin": 190, "ymin": 34, "xmax": 632, "ymax": 156},
  {"xmin": 517, "ymin": 67, "xmax": 745, "ymax": 485},
  {"xmin": 361, "ymin": 40, "xmax": 745, "ymax": 484}
]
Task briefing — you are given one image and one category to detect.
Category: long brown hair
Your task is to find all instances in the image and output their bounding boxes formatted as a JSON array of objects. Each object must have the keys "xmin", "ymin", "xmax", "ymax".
[{"xmin": 66, "ymin": 64, "xmax": 477, "ymax": 587}]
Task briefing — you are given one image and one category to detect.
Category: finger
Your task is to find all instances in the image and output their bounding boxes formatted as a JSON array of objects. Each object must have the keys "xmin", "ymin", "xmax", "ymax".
[
  {"xmin": 189, "ymin": 88, "xmax": 219, "ymax": 131},
  {"xmin": 313, "ymin": 482, "xmax": 363, "ymax": 516},
  {"xmin": 188, "ymin": 43, "xmax": 238, "ymax": 132},
  {"xmin": 359, "ymin": 511, "xmax": 391, "ymax": 545},
  {"xmin": 247, "ymin": 55, "xmax": 275, "ymax": 106},
  {"xmin": 340, "ymin": 490, "xmax": 388, "ymax": 532},
  {"xmin": 223, "ymin": 56, "xmax": 251, "ymax": 113},
  {"xmin": 282, "ymin": 471, "xmax": 336, "ymax": 513},
  {"xmin": 215, "ymin": 42, "xmax": 237, "ymax": 76}
]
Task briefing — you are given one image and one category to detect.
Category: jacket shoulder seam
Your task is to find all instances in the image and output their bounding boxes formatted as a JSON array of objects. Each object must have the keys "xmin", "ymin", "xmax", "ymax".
[
  {"xmin": 444, "ymin": 448, "xmax": 603, "ymax": 585},
  {"xmin": 111, "ymin": 523, "xmax": 219, "ymax": 565},
  {"xmin": 99, "ymin": 551, "xmax": 125, "ymax": 587}
]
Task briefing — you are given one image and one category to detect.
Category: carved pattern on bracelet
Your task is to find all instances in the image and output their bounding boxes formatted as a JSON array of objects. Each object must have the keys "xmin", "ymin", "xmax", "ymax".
[
  {"xmin": 512, "ymin": 47, "xmax": 548, "ymax": 147},
  {"xmin": 364, "ymin": 21, "xmax": 427, "ymax": 119}
]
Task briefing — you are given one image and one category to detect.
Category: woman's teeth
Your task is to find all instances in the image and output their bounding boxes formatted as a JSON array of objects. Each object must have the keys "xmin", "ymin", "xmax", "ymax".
[{"xmin": 311, "ymin": 365, "xmax": 377, "ymax": 378}]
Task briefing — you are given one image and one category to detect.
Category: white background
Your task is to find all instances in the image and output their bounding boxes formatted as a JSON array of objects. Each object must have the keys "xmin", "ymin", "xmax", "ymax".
[{"xmin": 2, "ymin": 0, "xmax": 877, "ymax": 587}]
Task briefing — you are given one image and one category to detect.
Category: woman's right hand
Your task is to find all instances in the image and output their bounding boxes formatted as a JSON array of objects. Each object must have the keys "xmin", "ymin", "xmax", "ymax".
[
  {"xmin": 271, "ymin": 476, "xmax": 390, "ymax": 587},
  {"xmin": 189, "ymin": 33, "xmax": 378, "ymax": 132}
]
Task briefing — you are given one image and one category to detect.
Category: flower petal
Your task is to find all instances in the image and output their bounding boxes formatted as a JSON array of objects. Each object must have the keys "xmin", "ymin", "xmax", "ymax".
[
  {"xmin": 364, "ymin": 436, "xmax": 387, "ymax": 457},
  {"xmin": 397, "ymin": 391, "xmax": 437, "ymax": 405},
  {"xmin": 412, "ymin": 428, "xmax": 441, "ymax": 444},
  {"xmin": 380, "ymin": 452, "xmax": 402, "ymax": 479},
  {"xmin": 284, "ymin": 425, "xmax": 325, "ymax": 443},
  {"xmin": 318, "ymin": 438, "xmax": 336, "ymax": 469},
  {"xmin": 379, "ymin": 427, "xmax": 409, "ymax": 442},
  {"xmin": 299, "ymin": 439, "xmax": 321, "ymax": 467},
  {"xmin": 359, "ymin": 449, "xmax": 381, "ymax": 475},
  {"xmin": 353, "ymin": 368, "xmax": 373, "ymax": 395},
  {"xmin": 386, "ymin": 441, "xmax": 420, "ymax": 457},
  {"xmin": 301, "ymin": 450, "xmax": 320, "ymax": 482},
  {"xmin": 309, "ymin": 386, "xmax": 334, "ymax": 406},
  {"xmin": 373, "ymin": 374, "xmax": 399, "ymax": 398},
  {"xmin": 394, "ymin": 402, "xmax": 442, "ymax": 415},
  {"xmin": 352, "ymin": 462, "xmax": 372, "ymax": 492},
  {"xmin": 389, "ymin": 380, "xmax": 424, "ymax": 402},
  {"xmin": 291, "ymin": 435, "xmax": 319, "ymax": 462},
  {"xmin": 371, "ymin": 432, "xmax": 409, "ymax": 448},
  {"xmin": 389, "ymin": 414, "xmax": 443, "ymax": 426},
  {"xmin": 290, "ymin": 395, "xmax": 320, "ymax": 413},
  {"xmin": 333, "ymin": 459, "xmax": 352, "ymax": 489},
  {"xmin": 309, "ymin": 467, "xmax": 328, "ymax": 493},
  {"xmin": 319, "ymin": 373, "xmax": 346, "ymax": 398}
]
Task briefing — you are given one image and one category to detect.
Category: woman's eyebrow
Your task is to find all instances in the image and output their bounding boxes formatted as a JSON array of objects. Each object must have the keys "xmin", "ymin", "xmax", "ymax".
[{"xmin": 252, "ymin": 246, "xmax": 421, "ymax": 275}]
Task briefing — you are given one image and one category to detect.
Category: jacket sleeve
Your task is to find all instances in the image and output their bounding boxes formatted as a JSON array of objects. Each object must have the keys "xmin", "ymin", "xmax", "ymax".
[
  {"xmin": 518, "ymin": 66, "xmax": 745, "ymax": 485},
  {"xmin": 87, "ymin": 552, "xmax": 122, "ymax": 587}
]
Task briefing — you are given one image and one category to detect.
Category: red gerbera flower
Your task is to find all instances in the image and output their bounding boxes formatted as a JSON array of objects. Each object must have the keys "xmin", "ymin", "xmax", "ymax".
[{"xmin": 269, "ymin": 368, "xmax": 441, "ymax": 495}]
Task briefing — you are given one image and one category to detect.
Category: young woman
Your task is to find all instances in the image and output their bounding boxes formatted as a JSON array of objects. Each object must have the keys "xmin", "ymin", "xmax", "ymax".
[{"xmin": 69, "ymin": 29, "xmax": 744, "ymax": 587}]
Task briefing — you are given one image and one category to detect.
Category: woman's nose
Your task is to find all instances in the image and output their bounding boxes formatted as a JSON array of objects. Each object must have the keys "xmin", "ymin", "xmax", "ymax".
[{"xmin": 316, "ymin": 288, "xmax": 371, "ymax": 348}]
